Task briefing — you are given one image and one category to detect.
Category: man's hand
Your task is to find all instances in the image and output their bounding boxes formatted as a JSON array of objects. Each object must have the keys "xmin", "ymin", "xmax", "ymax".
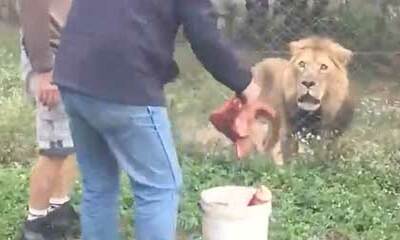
[
  {"xmin": 36, "ymin": 71, "xmax": 60, "ymax": 109},
  {"xmin": 239, "ymin": 79, "xmax": 261, "ymax": 104}
]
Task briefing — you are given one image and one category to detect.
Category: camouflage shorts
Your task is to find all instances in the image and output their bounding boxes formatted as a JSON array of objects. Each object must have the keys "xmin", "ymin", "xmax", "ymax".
[{"xmin": 20, "ymin": 41, "xmax": 75, "ymax": 158}]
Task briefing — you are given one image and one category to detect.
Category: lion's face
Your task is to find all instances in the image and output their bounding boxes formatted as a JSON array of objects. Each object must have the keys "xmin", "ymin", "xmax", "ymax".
[
  {"xmin": 292, "ymin": 49, "xmax": 335, "ymax": 111},
  {"xmin": 288, "ymin": 37, "xmax": 353, "ymax": 112}
]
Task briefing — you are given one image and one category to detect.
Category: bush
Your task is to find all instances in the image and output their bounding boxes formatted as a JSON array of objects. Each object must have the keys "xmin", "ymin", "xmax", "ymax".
[{"xmin": 0, "ymin": 41, "xmax": 36, "ymax": 166}]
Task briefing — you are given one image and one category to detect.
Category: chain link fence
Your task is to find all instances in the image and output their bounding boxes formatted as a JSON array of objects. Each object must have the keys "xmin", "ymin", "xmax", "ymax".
[{"xmin": 212, "ymin": 0, "xmax": 400, "ymax": 79}]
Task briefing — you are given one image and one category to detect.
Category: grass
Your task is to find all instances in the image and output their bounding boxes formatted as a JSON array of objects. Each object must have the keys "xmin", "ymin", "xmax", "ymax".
[{"xmin": 1, "ymin": 24, "xmax": 400, "ymax": 239}]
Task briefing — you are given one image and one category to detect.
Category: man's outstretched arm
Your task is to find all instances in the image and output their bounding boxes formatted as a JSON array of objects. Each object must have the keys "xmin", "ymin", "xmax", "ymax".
[{"xmin": 177, "ymin": 0, "xmax": 254, "ymax": 95}]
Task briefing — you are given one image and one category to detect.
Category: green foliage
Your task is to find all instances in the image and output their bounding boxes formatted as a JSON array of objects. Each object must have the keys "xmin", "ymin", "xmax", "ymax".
[
  {"xmin": 2, "ymin": 146, "xmax": 400, "ymax": 239},
  {"xmin": 0, "ymin": 38, "xmax": 36, "ymax": 166},
  {"xmin": 0, "ymin": 168, "xmax": 29, "ymax": 240}
]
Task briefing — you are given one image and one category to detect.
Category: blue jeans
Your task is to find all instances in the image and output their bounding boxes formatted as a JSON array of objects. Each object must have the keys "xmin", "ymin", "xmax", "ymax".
[{"xmin": 60, "ymin": 89, "xmax": 183, "ymax": 240}]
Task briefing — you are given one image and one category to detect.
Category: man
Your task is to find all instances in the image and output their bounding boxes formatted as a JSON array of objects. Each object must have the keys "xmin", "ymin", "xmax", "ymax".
[
  {"xmin": 21, "ymin": 0, "xmax": 265, "ymax": 239},
  {"xmin": 19, "ymin": 0, "xmax": 79, "ymax": 239}
]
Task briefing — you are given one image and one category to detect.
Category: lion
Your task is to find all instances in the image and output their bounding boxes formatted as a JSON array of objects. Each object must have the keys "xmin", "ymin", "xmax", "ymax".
[{"xmin": 250, "ymin": 36, "xmax": 355, "ymax": 165}]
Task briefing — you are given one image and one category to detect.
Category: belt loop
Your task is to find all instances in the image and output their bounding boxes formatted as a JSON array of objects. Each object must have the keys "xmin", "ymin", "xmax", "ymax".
[{"xmin": 147, "ymin": 106, "xmax": 153, "ymax": 115}]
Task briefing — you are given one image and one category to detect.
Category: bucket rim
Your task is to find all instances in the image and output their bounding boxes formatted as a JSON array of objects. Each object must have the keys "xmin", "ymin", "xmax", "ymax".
[{"xmin": 199, "ymin": 185, "xmax": 272, "ymax": 210}]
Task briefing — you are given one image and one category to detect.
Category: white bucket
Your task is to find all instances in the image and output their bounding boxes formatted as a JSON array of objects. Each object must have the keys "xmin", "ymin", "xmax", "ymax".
[{"xmin": 199, "ymin": 185, "xmax": 272, "ymax": 240}]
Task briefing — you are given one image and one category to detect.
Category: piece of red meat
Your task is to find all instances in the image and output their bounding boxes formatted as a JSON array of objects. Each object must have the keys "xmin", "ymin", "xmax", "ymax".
[{"xmin": 209, "ymin": 97, "xmax": 276, "ymax": 159}]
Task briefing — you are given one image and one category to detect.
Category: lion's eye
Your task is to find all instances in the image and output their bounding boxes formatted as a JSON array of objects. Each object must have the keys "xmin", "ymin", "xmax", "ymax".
[
  {"xmin": 320, "ymin": 64, "xmax": 328, "ymax": 71},
  {"xmin": 298, "ymin": 61, "xmax": 306, "ymax": 69}
]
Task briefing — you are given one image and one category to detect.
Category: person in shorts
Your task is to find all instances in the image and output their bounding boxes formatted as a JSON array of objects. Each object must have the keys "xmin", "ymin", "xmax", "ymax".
[{"xmin": 18, "ymin": 0, "xmax": 80, "ymax": 239}]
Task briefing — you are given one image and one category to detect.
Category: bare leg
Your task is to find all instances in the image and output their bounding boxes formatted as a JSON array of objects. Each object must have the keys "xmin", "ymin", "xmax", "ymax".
[
  {"xmin": 28, "ymin": 155, "xmax": 65, "ymax": 212},
  {"xmin": 50, "ymin": 154, "xmax": 78, "ymax": 200}
]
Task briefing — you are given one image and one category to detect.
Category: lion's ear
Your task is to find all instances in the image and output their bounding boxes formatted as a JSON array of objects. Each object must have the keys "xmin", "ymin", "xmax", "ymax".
[{"xmin": 332, "ymin": 44, "xmax": 353, "ymax": 66}]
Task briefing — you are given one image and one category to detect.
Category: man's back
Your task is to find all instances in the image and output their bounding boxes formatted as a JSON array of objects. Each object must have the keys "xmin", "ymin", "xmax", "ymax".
[
  {"xmin": 55, "ymin": 0, "xmax": 181, "ymax": 106},
  {"xmin": 54, "ymin": 0, "xmax": 251, "ymax": 106}
]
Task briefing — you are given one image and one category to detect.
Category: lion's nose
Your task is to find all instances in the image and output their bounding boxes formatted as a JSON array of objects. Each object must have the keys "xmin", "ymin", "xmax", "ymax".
[{"xmin": 301, "ymin": 80, "xmax": 316, "ymax": 88}]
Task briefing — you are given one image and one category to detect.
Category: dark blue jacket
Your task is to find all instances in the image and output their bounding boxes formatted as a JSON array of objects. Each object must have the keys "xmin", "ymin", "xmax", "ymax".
[{"xmin": 54, "ymin": 0, "xmax": 251, "ymax": 106}]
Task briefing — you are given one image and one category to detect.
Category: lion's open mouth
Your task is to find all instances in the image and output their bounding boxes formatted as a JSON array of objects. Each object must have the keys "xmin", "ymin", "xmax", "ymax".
[
  {"xmin": 298, "ymin": 94, "xmax": 321, "ymax": 105},
  {"xmin": 297, "ymin": 94, "xmax": 321, "ymax": 111}
]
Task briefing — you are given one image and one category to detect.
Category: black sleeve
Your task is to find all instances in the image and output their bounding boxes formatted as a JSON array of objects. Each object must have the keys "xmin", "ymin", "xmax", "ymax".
[{"xmin": 177, "ymin": 0, "xmax": 251, "ymax": 94}]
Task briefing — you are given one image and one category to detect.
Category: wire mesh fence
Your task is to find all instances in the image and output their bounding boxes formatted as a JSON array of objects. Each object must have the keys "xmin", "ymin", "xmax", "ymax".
[{"xmin": 211, "ymin": 0, "xmax": 400, "ymax": 77}]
